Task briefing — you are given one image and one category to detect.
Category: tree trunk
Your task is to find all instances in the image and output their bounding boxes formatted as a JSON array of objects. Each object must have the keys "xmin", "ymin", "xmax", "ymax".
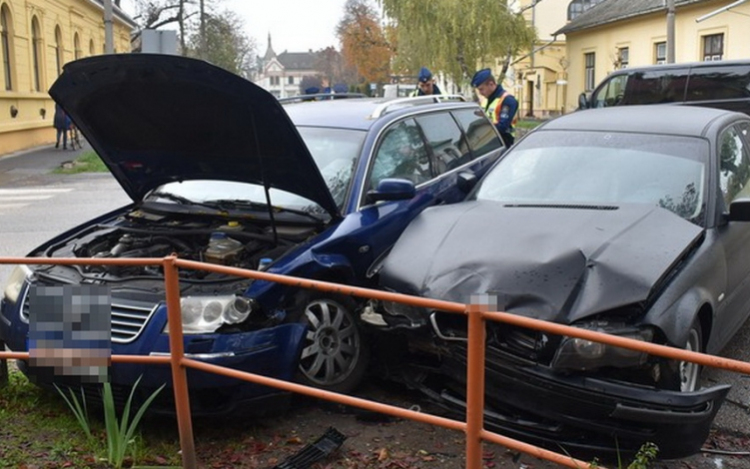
[{"xmin": 179, "ymin": 0, "xmax": 186, "ymax": 54}]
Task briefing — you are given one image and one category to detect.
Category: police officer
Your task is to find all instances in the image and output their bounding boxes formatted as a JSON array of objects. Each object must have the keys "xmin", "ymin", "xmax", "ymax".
[
  {"xmin": 471, "ymin": 68, "xmax": 518, "ymax": 148},
  {"xmin": 411, "ymin": 67, "xmax": 443, "ymax": 96}
]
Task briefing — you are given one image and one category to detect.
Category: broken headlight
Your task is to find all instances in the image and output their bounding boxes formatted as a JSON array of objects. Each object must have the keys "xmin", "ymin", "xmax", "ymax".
[
  {"xmin": 164, "ymin": 295, "xmax": 254, "ymax": 334},
  {"xmin": 381, "ymin": 300, "xmax": 428, "ymax": 327},
  {"xmin": 551, "ymin": 324, "xmax": 654, "ymax": 371}
]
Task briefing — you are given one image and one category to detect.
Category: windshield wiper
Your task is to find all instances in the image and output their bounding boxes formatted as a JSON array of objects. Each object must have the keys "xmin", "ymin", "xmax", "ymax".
[
  {"xmin": 205, "ymin": 199, "xmax": 326, "ymax": 224},
  {"xmin": 146, "ymin": 192, "xmax": 220, "ymax": 211}
]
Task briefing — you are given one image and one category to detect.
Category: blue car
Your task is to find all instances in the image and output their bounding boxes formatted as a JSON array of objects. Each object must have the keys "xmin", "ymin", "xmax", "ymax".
[{"xmin": 0, "ymin": 54, "xmax": 504, "ymax": 415}]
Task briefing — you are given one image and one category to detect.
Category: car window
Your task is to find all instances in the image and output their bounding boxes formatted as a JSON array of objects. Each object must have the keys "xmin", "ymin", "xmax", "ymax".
[
  {"xmin": 719, "ymin": 125, "xmax": 750, "ymax": 208},
  {"xmin": 592, "ymin": 73, "xmax": 628, "ymax": 107},
  {"xmin": 474, "ymin": 130, "xmax": 708, "ymax": 225},
  {"xmin": 622, "ymin": 68, "xmax": 689, "ymax": 105},
  {"xmin": 686, "ymin": 65, "xmax": 750, "ymax": 102},
  {"xmin": 296, "ymin": 127, "xmax": 365, "ymax": 209},
  {"xmin": 415, "ymin": 112, "xmax": 471, "ymax": 174},
  {"xmin": 452, "ymin": 108, "xmax": 503, "ymax": 156},
  {"xmin": 369, "ymin": 119, "xmax": 431, "ymax": 189}
]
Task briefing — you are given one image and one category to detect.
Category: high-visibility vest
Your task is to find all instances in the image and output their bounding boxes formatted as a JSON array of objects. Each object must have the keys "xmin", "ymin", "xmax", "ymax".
[{"xmin": 485, "ymin": 91, "xmax": 518, "ymax": 134}]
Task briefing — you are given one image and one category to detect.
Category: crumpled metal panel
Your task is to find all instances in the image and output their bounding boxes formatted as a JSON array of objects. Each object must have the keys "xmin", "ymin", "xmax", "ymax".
[{"xmin": 381, "ymin": 201, "xmax": 703, "ymax": 322}]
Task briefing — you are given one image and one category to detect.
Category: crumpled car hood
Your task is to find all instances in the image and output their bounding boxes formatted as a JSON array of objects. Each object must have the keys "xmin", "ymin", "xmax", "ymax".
[
  {"xmin": 49, "ymin": 54, "xmax": 339, "ymax": 217},
  {"xmin": 380, "ymin": 201, "xmax": 704, "ymax": 322}
]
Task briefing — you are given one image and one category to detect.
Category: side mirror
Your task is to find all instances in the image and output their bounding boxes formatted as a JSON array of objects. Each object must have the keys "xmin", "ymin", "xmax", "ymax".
[
  {"xmin": 365, "ymin": 178, "xmax": 416, "ymax": 204},
  {"xmin": 578, "ymin": 92, "xmax": 589, "ymax": 110},
  {"xmin": 729, "ymin": 197, "xmax": 750, "ymax": 222},
  {"xmin": 457, "ymin": 171, "xmax": 478, "ymax": 193}
]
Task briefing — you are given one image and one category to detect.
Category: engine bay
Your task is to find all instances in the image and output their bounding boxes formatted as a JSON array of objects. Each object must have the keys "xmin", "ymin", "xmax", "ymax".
[{"xmin": 37, "ymin": 208, "xmax": 320, "ymax": 282}]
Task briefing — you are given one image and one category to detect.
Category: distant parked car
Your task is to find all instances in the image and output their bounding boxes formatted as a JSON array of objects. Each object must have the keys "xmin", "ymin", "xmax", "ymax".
[
  {"xmin": 579, "ymin": 59, "xmax": 750, "ymax": 116},
  {"xmin": 0, "ymin": 54, "xmax": 505, "ymax": 415},
  {"xmin": 369, "ymin": 105, "xmax": 750, "ymax": 459}
]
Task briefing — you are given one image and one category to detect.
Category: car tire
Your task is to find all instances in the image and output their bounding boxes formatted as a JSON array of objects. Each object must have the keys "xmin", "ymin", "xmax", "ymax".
[
  {"xmin": 290, "ymin": 293, "xmax": 369, "ymax": 394},
  {"xmin": 679, "ymin": 319, "xmax": 703, "ymax": 392}
]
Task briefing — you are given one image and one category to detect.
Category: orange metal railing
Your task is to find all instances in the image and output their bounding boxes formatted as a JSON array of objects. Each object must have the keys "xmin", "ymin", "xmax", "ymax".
[{"xmin": 2, "ymin": 255, "xmax": 750, "ymax": 469}]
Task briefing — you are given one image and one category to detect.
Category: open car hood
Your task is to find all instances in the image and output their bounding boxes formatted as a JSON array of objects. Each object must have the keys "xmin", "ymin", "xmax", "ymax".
[
  {"xmin": 381, "ymin": 201, "xmax": 704, "ymax": 322},
  {"xmin": 49, "ymin": 54, "xmax": 339, "ymax": 217}
]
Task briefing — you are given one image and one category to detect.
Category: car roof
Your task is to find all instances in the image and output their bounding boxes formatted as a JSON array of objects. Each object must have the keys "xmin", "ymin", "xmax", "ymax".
[
  {"xmin": 606, "ymin": 58, "xmax": 750, "ymax": 76},
  {"xmin": 283, "ymin": 97, "xmax": 478, "ymax": 130},
  {"xmin": 540, "ymin": 105, "xmax": 748, "ymax": 137}
]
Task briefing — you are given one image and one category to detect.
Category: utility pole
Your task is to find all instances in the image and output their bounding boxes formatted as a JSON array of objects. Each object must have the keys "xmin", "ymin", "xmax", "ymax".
[
  {"xmin": 104, "ymin": 0, "xmax": 114, "ymax": 54},
  {"xmin": 666, "ymin": 0, "xmax": 675, "ymax": 63}
]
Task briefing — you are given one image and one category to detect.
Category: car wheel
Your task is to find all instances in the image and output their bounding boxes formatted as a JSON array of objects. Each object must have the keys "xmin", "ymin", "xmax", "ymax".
[
  {"xmin": 292, "ymin": 293, "xmax": 369, "ymax": 394},
  {"xmin": 679, "ymin": 320, "xmax": 703, "ymax": 392}
]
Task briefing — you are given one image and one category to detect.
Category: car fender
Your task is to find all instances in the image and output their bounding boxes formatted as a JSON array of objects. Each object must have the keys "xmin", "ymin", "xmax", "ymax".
[
  {"xmin": 642, "ymin": 238, "xmax": 725, "ymax": 350},
  {"xmin": 645, "ymin": 286, "xmax": 714, "ymax": 349}
]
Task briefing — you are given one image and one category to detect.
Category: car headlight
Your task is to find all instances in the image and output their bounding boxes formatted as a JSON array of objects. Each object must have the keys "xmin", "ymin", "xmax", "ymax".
[
  {"xmin": 551, "ymin": 325, "xmax": 654, "ymax": 371},
  {"xmin": 3, "ymin": 265, "xmax": 31, "ymax": 304},
  {"xmin": 164, "ymin": 295, "xmax": 254, "ymax": 334}
]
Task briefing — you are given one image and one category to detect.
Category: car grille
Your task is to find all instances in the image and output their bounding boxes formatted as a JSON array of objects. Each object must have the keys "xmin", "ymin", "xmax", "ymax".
[{"xmin": 20, "ymin": 283, "xmax": 157, "ymax": 344}]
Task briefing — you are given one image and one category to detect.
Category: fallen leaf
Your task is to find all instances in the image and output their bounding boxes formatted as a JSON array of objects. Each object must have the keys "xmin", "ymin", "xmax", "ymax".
[{"xmin": 377, "ymin": 447, "xmax": 389, "ymax": 461}]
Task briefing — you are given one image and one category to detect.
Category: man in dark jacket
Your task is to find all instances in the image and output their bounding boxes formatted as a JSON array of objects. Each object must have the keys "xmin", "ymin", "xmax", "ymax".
[
  {"xmin": 471, "ymin": 68, "xmax": 518, "ymax": 148},
  {"xmin": 411, "ymin": 67, "xmax": 443, "ymax": 96},
  {"xmin": 53, "ymin": 103, "xmax": 70, "ymax": 150}
]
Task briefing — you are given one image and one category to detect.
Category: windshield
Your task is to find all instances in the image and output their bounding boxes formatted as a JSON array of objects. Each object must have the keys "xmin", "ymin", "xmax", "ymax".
[
  {"xmin": 145, "ymin": 127, "xmax": 365, "ymax": 215},
  {"xmin": 473, "ymin": 130, "xmax": 708, "ymax": 225}
]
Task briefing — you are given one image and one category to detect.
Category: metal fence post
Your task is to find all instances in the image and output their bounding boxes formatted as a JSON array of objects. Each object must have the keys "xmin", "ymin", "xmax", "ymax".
[
  {"xmin": 163, "ymin": 256, "xmax": 198, "ymax": 469},
  {"xmin": 465, "ymin": 303, "xmax": 486, "ymax": 469},
  {"xmin": 0, "ymin": 339, "xmax": 8, "ymax": 388}
]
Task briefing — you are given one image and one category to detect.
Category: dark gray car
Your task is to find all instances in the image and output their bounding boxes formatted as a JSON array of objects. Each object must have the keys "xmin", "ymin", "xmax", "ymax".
[{"xmin": 369, "ymin": 105, "xmax": 750, "ymax": 459}]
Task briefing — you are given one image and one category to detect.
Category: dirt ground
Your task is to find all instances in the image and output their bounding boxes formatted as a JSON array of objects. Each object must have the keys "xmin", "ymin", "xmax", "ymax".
[{"xmin": 189, "ymin": 379, "xmax": 750, "ymax": 469}]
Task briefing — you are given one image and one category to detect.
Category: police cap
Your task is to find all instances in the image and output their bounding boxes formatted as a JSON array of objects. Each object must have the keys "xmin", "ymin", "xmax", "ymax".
[
  {"xmin": 418, "ymin": 67, "xmax": 433, "ymax": 83},
  {"xmin": 471, "ymin": 68, "xmax": 493, "ymax": 87}
]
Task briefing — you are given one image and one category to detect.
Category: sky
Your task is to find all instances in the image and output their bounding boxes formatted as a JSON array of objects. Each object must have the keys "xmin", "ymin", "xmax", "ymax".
[{"xmin": 119, "ymin": 0, "xmax": 348, "ymax": 55}]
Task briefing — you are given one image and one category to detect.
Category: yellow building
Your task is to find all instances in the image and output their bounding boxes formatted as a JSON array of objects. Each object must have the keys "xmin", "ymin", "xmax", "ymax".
[
  {"xmin": 557, "ymin": 0, "xmax": 750, "ymax": 113},
  {"xmin": 511, "ymin": 0, "xmax": 570, "ymax": 118},
  {"xmin": 0, "ymin": 0, "xmax": 135, "ymax": 157}
]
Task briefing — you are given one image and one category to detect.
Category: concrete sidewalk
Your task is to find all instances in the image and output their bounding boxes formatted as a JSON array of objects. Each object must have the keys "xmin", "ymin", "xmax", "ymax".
[{"xmin": 0, "ymin": 141, "xmax": 90, "ymax": 186}]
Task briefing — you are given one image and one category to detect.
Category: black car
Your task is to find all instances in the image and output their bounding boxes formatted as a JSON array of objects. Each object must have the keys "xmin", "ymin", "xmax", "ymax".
[{"xmin": 367, "ymin": 105, "xmax": 750, "ymax": 459}]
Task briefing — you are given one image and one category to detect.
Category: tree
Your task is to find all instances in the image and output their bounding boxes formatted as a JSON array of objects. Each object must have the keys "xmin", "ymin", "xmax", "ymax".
[
  {"xmin": 185, "ymin": 10, "xmax": 257, "ymax": 78},
  {"xmin": 380, "ymin": 0, "xmax": 536, "ymax": 83},
  {"xmin": 337, "ymin": 0, "xmax": 393, "ymax": 84},
  {"xmin": 314, "ymin": 46, "xmax": 358, "ymax": 90}
]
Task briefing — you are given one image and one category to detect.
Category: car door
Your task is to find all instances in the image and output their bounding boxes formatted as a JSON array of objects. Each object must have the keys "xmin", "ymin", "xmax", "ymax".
[
  {"xmin": 716, "ymin": 121, "xmax": 750, "ymax": 344},
  {"xmin": 344, "ymin": 111, "xmax": 503, "ymax": 280}
]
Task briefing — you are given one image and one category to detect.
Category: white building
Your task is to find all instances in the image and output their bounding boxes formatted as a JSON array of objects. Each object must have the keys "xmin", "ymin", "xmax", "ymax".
[{"xmin": 256, "ymin": 35, "xmax": 321, "ymax": 98}]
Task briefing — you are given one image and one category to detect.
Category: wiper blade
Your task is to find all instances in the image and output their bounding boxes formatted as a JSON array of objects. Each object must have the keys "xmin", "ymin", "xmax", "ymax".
[
  {"xmin": 206, "ymin": 199, "xmax": 326, "ymax": 223},
  {"xmin": 146, "ymin": 192, "xmax": 219, "ymax": 211}
]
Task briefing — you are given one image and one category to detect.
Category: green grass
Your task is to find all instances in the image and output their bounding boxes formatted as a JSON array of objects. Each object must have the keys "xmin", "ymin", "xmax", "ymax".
[
  {"xmin": 516, "ymin": 118, "xmax": 545, "ymax": 129},
  {"xmin": 52, "ymin": 150, "xmax": 108, "ymax": 174},
  {"xmin": 0, "ymin": 366, "xmax": 182, "ymax": 468}
]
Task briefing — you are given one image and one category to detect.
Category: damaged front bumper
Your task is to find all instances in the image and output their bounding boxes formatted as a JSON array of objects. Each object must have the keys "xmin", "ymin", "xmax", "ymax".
[{"xmin": 422, "ymin": 347, "xmax": 729, "ymax": 460}]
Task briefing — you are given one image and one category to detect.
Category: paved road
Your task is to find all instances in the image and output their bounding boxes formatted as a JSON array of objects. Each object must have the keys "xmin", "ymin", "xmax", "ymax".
[{"xmin": 1, "ymin": 144, "xmax": 750, "ymax": 466}]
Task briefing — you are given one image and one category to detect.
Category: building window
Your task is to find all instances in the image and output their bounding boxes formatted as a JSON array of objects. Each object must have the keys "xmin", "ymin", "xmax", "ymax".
[
  {"xmin": 1, "ymin": 5, "xmax": 13, "ymax": 91},
  {"xmin": 31, "ymin": 16, "xmax": 42, "ymax": 92},
  {"xmin": 703, "ymin": 33, "xmax": 724, "ymax": 61},
  {"xmin": 618, "ymin": 47, "xmax": 629, "ymax": 69},
  {"xmin": 74, "ymin": 33, "xmax": 81, "ymax": 60},
  {"xmin": 89, "ymin": 39, "xmax": 94, "ymax": 56},
  {"xmin": 270, "ymin": 76, "xmax": 279, "ymax": 86},
  {"xmin": 288, "ymin": 76, "xmax": 294, "ymax": 85},
  {"xmin": 568, "ymin": 0, "xmax": 604, "ymax": 21},
  {"xmin": 584, "ymin": 52, "xmax": 595, "ymax": 91},
  {"xmin": 655, "ymin": 42, "xmax": 666, "ymax": 64},
  {"xmin": 55, "ymin": 26, "xmax": 63, "ymax": 76}
]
